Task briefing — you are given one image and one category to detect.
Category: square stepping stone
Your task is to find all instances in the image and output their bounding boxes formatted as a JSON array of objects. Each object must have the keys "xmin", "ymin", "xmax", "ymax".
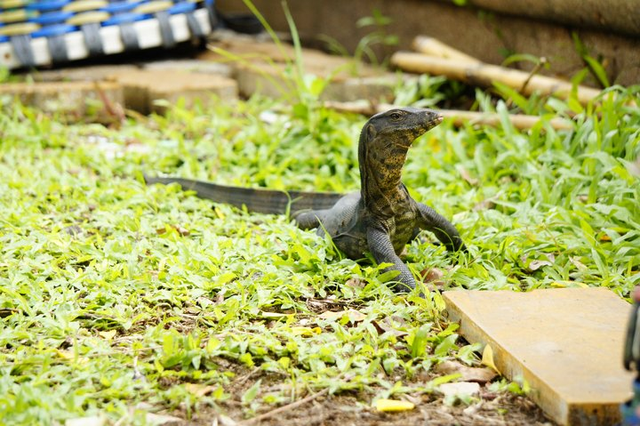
[{"xmin": 443, "ymin": 288, "xmax": 634, "ymax": 426}]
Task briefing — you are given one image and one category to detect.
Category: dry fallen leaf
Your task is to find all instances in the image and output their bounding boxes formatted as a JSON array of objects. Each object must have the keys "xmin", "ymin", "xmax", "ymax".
[
  {"xmin": 318, "ymin": 309, "xmax": 366, "ymax": 324},
  {"xmin": 173, "ymin": 225, "xmax": 190, "ymax": 236},
  {"xmin": 420, "ymin": 267, "xmax": 447, "ymax": 290},
  {"xmin": 473, "ymin": 195, "xmax": 498, "ymax": 211},
  {"xmin": 216, "ymin": 414, "xmax": 239, "ymax": 426},
  {"xmin": 370, "ymin": 319, "xmax": 408, "ymax": 338},
  {"xmin": 462, "ymin": 402, "xmax": 483, "ymax": 416},
  {"xmin": 98, "ymin": 330, "xmax": 117, "ymax": 340},
  {"xmin": 155, "ymin": 225, "xmax": 190, "ymax": 236},
  {"xmin": 421, "ymin": 267, "xmax": 445, "ymax": 282},
  {"xmin": 459, "ymin": 168, "xmax": 479, "ymax": 186},
  {"xmin": 374, "ymin": 398, "xmax": 415, "ymax": 412},
  {"xmin": 185, "ymin": 383, "xmax": 218, "ymax": 398},
  {"xmin": 144, "ymin": 412, "xmax": 183, "ymax": 425},
  {"xmin": 527, "ymin": 260, "xmax": 553, "ymax": 271},
  {"xmin": 318, "ymin": 311, "xmax": 343, "ymax": 321},
  {"xmin": 345, "ymin": 277, "xmax": 365, "ymax": 288},
  {"xmin": 65, "ymin": 416, "xmax": 107, "ymax": 426},
  {"xmin": 436, "ymin": 360, "xmax": 498, "ymax": 384},
  {"xmin": 438, "ymin": 381, "xmax": 481, "ymax": 398}
]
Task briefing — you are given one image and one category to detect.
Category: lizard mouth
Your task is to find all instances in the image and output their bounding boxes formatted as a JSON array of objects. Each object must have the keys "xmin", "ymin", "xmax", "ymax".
[{"xmin": 426, "ymin": 114, "xmax": 444, "ymax": 129}]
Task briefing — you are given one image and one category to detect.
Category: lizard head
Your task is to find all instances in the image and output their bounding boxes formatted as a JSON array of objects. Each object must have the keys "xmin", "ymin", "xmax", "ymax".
[
  {"xmin": 358, "ymin": 107, "xmax": 443, "ymax": 210},
  {"xmin": 358, "ymin": 107, "xmax": 442, "ymax": 179},
  {"xmin": 363, "ymin": 107, "xmax": 443, "ymax": 150}
]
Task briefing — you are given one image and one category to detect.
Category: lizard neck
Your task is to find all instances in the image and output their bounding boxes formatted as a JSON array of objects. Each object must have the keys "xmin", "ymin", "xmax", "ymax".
[{"xmin": 359, "ymin": 136, "xmax": 409, "ymax": 218}]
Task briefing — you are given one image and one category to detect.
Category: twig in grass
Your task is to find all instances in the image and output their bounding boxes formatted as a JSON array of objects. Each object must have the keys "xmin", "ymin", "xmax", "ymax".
[
  {"xmin": 94, "ymin": 81, "xmax": 125, "ymax": 123},
  {"xmin": 519, "ymin": 57, "xmax": 547, "ymax": 96},
  {"xmin": 235, "ymin": 367, "xmax": 261, "ymax": 386},
  {"xmin": 239, "ymin": 387, "xmax": 330, "ymax": 426}
]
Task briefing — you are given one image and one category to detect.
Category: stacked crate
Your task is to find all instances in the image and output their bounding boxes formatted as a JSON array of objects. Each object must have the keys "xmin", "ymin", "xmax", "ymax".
[{"xmin": 0, "ymin": 0, "xmax": 216, "ymax": 68}]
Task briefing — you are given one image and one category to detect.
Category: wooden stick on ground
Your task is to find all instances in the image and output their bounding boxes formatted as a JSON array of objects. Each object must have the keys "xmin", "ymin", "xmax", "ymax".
[
  {"xmin": 437, "ymin": 109, "xmax": 573, "ymax": 131},
  {"xmin": 390, "ymin": 52, "xmax": 601, "ymax": 105},
  {"xmin": 412, "ymin": 36, "xmax": 481, "ymax": 64},
  {"xmin": 323, "ymin": 101, "xmax": 574, "ymax": 131}
]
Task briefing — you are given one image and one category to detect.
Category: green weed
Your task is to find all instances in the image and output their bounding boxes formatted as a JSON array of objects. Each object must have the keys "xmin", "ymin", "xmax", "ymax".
[{"xmin": 0, "ymin": 18, "xmax": 639, "ymax": 421}]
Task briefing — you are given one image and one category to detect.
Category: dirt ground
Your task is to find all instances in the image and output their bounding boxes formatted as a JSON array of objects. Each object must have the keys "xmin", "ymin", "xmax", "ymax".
[
  {"xmin": 170, "ymin": 364, "xmax": 553, "ymax": 426},
  {"xmin": 188, "ymin": 390, "xmax": 552, "ymax": 426}
]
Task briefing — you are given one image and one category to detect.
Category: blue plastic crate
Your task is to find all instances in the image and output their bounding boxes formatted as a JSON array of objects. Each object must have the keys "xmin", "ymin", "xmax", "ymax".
[{"xmin": 0, "ymin": 0, "xmax": 216, "ymax": 68}]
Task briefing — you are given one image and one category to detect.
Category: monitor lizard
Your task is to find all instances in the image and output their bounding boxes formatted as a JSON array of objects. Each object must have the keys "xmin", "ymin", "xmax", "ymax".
[{"xmin": 146, "ymin": 107, "xmax": 466, "ymax": 292}]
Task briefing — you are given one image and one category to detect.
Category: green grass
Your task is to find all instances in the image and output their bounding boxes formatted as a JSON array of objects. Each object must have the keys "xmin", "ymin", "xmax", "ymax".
[{"xmin": 0, "ymin": 82, "xmax": 638, "ymax": 424}]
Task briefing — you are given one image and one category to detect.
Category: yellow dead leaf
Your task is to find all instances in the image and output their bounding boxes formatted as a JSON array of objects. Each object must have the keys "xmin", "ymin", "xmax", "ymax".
[
  {"xmin": 319, "ymin": 309, "xmax": 366, "ymax": 323},
  {"xmin": 374, "ymin": 399, "xmax": 415, "ymax": 412},
  {"xmin": 482, "ymin": 344, "xmax": 499, "ymax": 373},
  {"xmin": 214, "ymin": 208, "xmax": 225, "ymax": 220},
  {"xmin": 98, "ymin": 330, "xmax": 117, "ymax": 340},
  {"xmin": 57, "ymin": 349, "xmax": 75, "ymax": 360},
  {"xmin": 318, "ymin": 310, "xmax": 344, "ymax": 321},
  {"xmin": 290, "ymin": 327, "xmax": 320, "ymax": 337},
  {"xmin": 551, "ymin": 280, "xmax": 588, "ymax": 289},
  {"xmin": 56, "ymin": 349, "xmax": 88, "ymax": 365}
]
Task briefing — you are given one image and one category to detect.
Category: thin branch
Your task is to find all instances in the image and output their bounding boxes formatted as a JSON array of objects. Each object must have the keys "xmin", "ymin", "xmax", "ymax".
[{"xmin": 322, "ymin": 101, "xmax": 574, "ymax": 131}]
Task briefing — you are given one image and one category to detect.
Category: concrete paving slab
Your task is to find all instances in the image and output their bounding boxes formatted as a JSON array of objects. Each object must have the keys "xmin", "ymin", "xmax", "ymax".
[
  {"xmin": 107, "ymin": 70, "xmax": 238, "ymax": 114},
  {"xmin": 32, "ymin": 65, "xmax": 139, "ymax": 83},
  {"xmin": 0, "ymin": 81, "xmax": 123, "ymax": 115},
  {"xmin": 142, "ymin": 60, "xmax": 233, "ymax": 78},
  {"xmin": 443, "ymin": 288, "xmax": 634, "ymax": 426}
]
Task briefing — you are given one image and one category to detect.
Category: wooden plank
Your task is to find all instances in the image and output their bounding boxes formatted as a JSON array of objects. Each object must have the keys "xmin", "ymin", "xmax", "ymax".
[{"xmin": 443, "ymin": 288, "xmax": 633, "ymax": 425}]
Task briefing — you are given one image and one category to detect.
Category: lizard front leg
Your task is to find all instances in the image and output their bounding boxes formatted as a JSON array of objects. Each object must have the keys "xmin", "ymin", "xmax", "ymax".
[
  {"xmin": 416, "ymin": 203, "xmax": 466, "ymax": 252},
  {"xmin": 367, "ymin": 226, "xmax": 416, "ymax": 293}
]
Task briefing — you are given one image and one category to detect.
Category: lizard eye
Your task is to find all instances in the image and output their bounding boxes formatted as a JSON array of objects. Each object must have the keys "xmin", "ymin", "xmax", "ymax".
[{"xmin": 389, "ymin": 112, "xmax": 403, "ymax": 121}]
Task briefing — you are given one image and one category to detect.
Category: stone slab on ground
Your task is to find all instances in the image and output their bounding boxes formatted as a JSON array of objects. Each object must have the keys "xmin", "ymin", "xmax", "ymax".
[
  {"xmin": 0, "ymin": 81, "xmax": 123, "ymax": 115},
  {"xmin": 32, "ymin": 65, "xmax": 140, "ymax": 83},
  {"xmin": 201, "ymin": 37, "xmax": 398, "ymax": 102},
  {"xmin": 443, "ymin": 288, "xmax": 634, "ymax": 426},
  {"xmin": 142, "ymin": 59, "xmax": 233, "ymax": 78},
  {"xmin": 107, "ymin": 69, "xmax": 238, "ymax": 114}
]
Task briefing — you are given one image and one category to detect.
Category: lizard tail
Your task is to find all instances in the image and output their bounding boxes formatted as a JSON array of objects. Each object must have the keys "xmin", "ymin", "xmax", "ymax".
[{"xmin": 144, "ymin": 175, "xmax": 344, "ymax": 215}]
